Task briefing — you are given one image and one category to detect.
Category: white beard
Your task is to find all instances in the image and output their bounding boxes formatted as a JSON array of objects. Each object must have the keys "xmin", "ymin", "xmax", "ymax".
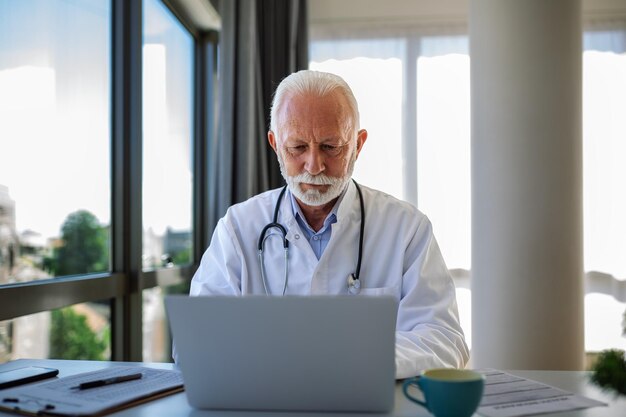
[{"xmin": 277, "ymin": 151, "xmax": 356, "ymax": 206}]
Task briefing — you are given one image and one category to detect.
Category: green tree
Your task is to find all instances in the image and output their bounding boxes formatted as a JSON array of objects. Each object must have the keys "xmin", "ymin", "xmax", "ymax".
[
  {"xmin": 53, "ymin": 210, "xmax": 108, "ymax": 276},
  {"xmin": 171, "ymin": 248, "xmax": 191, "ymax": 265},
  {"xmin": 49, "ymin": 307, "xmax": 108, "ymax": 360}
]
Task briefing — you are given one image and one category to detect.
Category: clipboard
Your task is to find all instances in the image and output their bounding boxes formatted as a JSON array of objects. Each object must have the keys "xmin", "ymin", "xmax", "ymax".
[{"xmin": 0, "ymin": 366, "xmax": 184, "ymax": 416}]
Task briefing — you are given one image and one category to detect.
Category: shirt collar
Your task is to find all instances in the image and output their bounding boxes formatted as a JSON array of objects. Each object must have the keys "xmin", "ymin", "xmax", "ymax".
[{"xmin": 288, "ymin": 185, "xmax": 348, "ymax": 233}]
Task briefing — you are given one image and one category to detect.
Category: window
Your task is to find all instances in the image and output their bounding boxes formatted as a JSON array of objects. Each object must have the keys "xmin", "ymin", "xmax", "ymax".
[
  {"xmin": 310, "ymin": 35, "xmax": 471, "ymax": 271},
  {"xmin": 0, "ymin": 0, "xmax": 218, "ymax": 363},
  {"xmin": 310, "ymin": 24, "xmax": 626, "ymax": 355},
  {"xmin": 0, "ymin": 0, "xmax": 111, "ymax": 284},
  {"xmin": 142, "ymin": 0, "xmax": 194, "ymax": 271},
  {"xmin": 582, "ymin": 29, "xmax": 626, "ymax": 353},
  {"xmin": 141, "ymin": 0, "xmax": 195, "ymax": 362},
  {"xmin": 311, "ymin": 39, "xmax": 405, "ymax": 199},
  {"xmin": 0, "ymin": 0, "xmax": 112, "ymax": 362},
  {"xmin": 416, "ymin": 36, "xmax": 470, "ymax": 271},
  {"xmin": 1, "ymin": 301, "xmax": 111, "ymax": 362}
]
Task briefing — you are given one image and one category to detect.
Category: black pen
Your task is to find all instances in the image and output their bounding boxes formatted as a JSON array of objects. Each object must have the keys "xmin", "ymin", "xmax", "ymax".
[{"xmin": 72, "ymin": 373, "xmax": 143, "ymax": 390}]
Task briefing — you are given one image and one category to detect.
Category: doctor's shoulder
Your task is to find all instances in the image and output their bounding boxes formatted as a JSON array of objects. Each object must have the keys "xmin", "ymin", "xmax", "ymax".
[
  {"xmin": 362, "ymin": 185, "xmax": 428, "ymax": 225},
  {"xmin": 222, "ymin": 187, "xmax": 283, "ymax": 229}
]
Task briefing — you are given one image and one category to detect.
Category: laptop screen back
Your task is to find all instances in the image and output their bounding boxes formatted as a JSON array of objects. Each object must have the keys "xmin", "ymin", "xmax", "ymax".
[{"xmin": 165, "ymin": 295, "xmax": 397, "ymax": 412}]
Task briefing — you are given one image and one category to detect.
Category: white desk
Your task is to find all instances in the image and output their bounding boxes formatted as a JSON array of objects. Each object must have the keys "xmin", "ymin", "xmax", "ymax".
[{"xmin": 0, "ymin": 359, "xmax": 624, "ymax": 416}]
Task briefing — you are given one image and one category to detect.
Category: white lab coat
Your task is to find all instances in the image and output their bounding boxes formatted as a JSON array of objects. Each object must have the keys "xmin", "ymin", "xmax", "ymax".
[{"xmin": 190, "ymin": 181, "xmax": 469, "ymax": 378}]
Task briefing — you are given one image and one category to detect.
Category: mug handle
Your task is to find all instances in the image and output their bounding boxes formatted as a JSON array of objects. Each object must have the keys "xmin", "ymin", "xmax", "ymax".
[{"xmin": 402, "ymin": 377, "xmax": 428, "ymax": 408}]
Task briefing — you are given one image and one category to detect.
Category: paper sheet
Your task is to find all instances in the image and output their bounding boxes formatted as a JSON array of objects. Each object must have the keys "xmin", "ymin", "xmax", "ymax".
[
  {"xmin": 0, "ymin": 366, "xmax": 184, "ymax": 416},
  {"xmin": 477, "ymin": 370, "xmax": 607, "ymax": 417}
]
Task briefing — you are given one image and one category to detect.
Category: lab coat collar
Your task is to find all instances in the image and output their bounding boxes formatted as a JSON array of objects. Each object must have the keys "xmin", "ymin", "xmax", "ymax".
[
  {"xmin": 287, "ymin": 186, "xmax": 345, "ymax": 233},
  {"xmin": 278, "ymin": 180, "xmax": 360, "ymax": 233},
  {"xmin": 336, "ymin": 179, "xmax": 359, "ymax": 224}
]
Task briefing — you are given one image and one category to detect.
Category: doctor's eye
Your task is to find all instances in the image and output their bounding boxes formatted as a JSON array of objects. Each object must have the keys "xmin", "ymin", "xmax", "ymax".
[
  {"xmin": 320, "ymin": 143, "xmax": 347, "ymax": 157},
  {"xmin": 285, "ymin": 145, "xmax": 307, "ymax": 156},
  {"xmin": 320, "ymin": 144, "xmax": 339, "ymax": 156}
]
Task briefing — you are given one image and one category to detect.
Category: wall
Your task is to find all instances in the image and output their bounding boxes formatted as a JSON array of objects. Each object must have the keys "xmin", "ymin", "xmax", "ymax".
[{"xmin": 309, "ymin": 0, "xmax": 626, "ymax": 26}]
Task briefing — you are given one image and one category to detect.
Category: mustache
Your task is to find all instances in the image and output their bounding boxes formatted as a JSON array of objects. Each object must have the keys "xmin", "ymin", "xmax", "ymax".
[{"xmin": 290, "ymin": 172, "xmax": 341, "ymax": 186}]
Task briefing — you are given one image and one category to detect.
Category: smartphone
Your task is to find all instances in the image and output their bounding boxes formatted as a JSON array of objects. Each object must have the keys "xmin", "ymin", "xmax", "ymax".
[{"xmin": 0, "ymin": 366, "xmax": 59, "ymax": 390}]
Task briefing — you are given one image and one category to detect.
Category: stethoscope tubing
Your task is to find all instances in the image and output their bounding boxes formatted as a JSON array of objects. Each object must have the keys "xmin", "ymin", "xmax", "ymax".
[
  {"xmin": 257, "ymin": 186, "xmax": 289, "ymax": 251},
  {"xmin": 258, "ymin": 180, "xmax": 364, "ymax": 295},
  {"xmin": 354, "ymin": 180, "xmax": 365, "ymax": 282}
]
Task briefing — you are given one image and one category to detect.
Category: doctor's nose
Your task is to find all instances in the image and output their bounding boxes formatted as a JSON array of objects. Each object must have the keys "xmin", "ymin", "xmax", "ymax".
[{"xmin": 303, "ymin": 148, "xmax": 325, "ymax": 176}]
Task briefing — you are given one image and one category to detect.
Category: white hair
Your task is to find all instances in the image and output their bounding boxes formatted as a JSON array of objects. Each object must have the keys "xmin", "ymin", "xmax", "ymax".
[{"xmin": 269, "ymin": 70, "xmax": 360, "ymax": 139}]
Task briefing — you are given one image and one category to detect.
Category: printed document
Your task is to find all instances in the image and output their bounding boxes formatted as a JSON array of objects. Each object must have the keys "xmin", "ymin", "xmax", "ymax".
[{"xmin": 477, "ymin": 370, "xmax": 606, "ymax": 417}]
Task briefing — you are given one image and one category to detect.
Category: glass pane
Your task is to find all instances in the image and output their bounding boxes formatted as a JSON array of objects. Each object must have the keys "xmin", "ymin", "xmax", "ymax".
[
  {"xmin": 310, "ymin": 39, "xmax": 405, "ymax": 200},
  {"xmin": 583, "ymin": 49, "xmax": 626, "ymax": 279},
  {"xmin": 0, "ymin": 301, "xmax": 111, "ymax": 362},
  {"xmin": 416, "ymin": 38, "xmax": 471, "ymax": 271},
  {"xmin": 585, "ymin": 294, "xmax": 626, "ymax": 353},
  {"xmin": 143, "ymin": 282, "xmax": 189, "ymax": 362},
  {"xmin": 582, "ymin": 45, "xmax": 626, "ymax": 353},
  {"xmin": 142, "ymin": 0, "xmax": 194, "ymax": 270},
  {"xmin": 0, "ymin": 1, "xmax": 111, "ymax": 283}
]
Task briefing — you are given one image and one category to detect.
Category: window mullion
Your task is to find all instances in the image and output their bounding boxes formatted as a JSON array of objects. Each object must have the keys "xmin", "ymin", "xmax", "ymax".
[
  {"xmin": 403, "ymin": 36, "xmax": 419, "ymax": 207},
  {"xmin": 111, "ymin": 0, "xmax": 144, "ymax": 362},
  {"xmin": 192, "ymin": 32, "xmax": 213, "ymax": 265}
]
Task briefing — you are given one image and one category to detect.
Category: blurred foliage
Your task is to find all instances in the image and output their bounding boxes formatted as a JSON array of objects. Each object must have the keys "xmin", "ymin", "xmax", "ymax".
[
  {"xmin": 590, "ymin": 349, "xmax": 626, "ymax": 396},
  {"xmin": 589, "ymin": 308, "xmax": 626, "ymax": 396},
  {"xmin": 45, "ymin": 210, "xmax": 108, "ymax": 276},
  {"xmin": 171, "ymin": 248, "xmax": 191, "ymax": 266},
  {"xmin": 49, "ymin": 307, "xmax": 108, "ymax": 360}
]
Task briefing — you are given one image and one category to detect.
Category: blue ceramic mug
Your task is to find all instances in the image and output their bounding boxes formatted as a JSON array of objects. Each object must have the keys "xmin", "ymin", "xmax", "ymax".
[{"xmin": 402, "ymin": 369, "xmax": 484, "ymax": 417}]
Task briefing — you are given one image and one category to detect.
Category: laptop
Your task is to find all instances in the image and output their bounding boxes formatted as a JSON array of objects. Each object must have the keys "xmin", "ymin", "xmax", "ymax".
[{"xmin": 165, "ymin": 295, "xmax": 397, "ymax": 413}]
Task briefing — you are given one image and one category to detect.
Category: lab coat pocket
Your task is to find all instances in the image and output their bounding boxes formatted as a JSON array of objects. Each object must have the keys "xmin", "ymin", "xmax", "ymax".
[{"xmin": 359, "ymin": 285, "xmax": 400, "ymax": 302}]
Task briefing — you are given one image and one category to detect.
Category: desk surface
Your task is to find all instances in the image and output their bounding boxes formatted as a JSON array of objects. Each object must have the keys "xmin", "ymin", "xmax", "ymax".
[{"xmin": 0, "ymin": 359, "xmax": 624, "ymax": 416}]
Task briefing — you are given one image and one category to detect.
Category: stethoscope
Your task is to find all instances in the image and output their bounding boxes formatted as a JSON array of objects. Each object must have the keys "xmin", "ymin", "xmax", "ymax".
[{"xmin": 257, "ymin": 179, "xmax": 365, "ymax": 296}]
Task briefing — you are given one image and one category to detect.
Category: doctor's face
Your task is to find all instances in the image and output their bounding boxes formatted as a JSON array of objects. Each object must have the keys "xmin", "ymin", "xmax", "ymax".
[{"xmin": 268, "ymin": 91, "xmax": 367, "ymax": 207}]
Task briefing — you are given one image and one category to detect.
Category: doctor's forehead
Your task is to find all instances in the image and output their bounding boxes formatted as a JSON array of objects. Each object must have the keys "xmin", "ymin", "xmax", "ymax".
[{"xmin": 275, "ymin": 93, "xmax": 353, "ymax": 133}]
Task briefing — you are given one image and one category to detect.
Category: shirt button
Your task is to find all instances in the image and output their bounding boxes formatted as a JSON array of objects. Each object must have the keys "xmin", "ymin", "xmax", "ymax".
[
  {"xmin": 294, "ymin": 234, "xmax": 300, "ymax": 239},
  {"xmin": 313, "ymin": 236, "xmax": 320, "ymax": 241}
]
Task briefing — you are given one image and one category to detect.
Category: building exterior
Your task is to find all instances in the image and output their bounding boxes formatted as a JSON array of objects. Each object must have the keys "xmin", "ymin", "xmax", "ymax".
[{"xmin": 0, "ymin": 184, "xmax": 18, "ymax": 284}]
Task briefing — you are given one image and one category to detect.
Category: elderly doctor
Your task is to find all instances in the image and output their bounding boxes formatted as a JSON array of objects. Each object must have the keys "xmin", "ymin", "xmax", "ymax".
[{"xmin": 190, "ymin": 70, "xmax": 469, "ymax": 378}]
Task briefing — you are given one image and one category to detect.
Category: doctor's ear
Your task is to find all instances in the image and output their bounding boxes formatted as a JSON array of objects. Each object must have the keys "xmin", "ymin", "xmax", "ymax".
[
  {"xmin": 355, "ymin": 129, "xmax": 368, "ymax": 157},
  {"xmin": 268, "ymin": 130, "xmax": 278, "ymax": 153}
]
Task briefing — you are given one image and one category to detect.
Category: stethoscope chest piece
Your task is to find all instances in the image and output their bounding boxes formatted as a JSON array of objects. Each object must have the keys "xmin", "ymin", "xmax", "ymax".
[{"xmin": 348, "ymin": 273, "xmax": 361, "ymax": 295}]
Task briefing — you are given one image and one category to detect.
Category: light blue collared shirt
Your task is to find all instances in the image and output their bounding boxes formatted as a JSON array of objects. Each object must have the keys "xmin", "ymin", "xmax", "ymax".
[{"xmin": 289, "ymin": 189, "xmax": 346, "ymax": 260}]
